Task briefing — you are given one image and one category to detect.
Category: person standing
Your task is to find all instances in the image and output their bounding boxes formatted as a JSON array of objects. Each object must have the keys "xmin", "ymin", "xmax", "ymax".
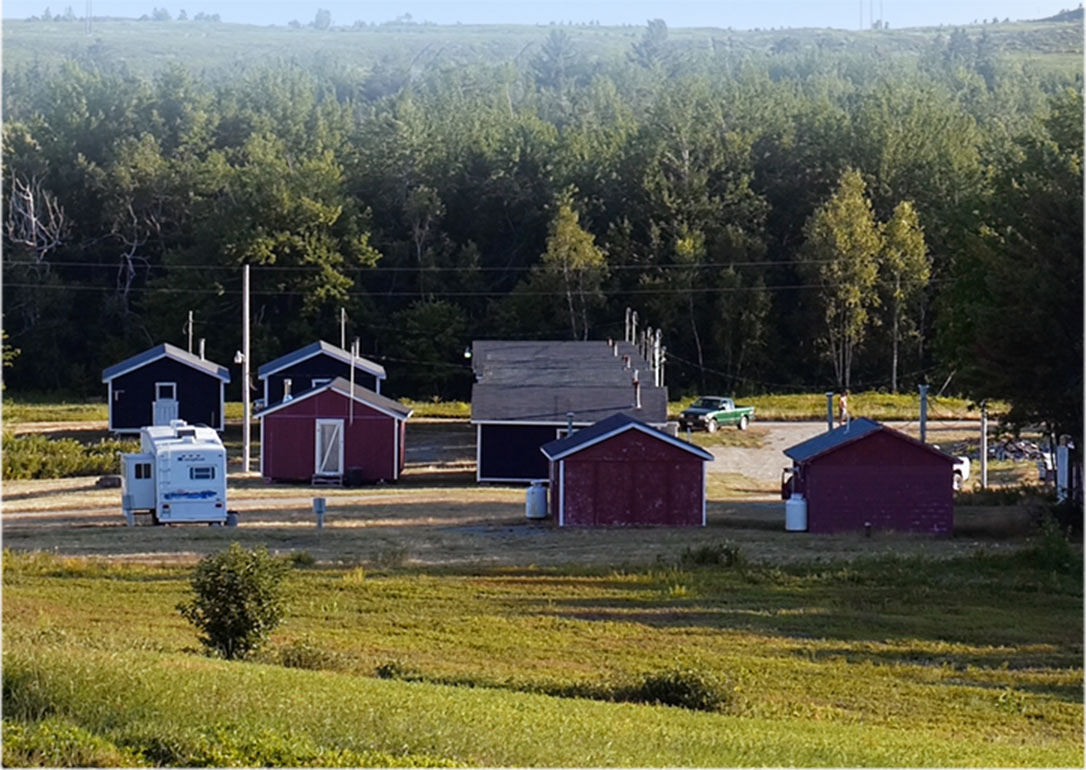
[{"xmin": 839, "ymin": 390, "xmax": 850, "ymax": 425}]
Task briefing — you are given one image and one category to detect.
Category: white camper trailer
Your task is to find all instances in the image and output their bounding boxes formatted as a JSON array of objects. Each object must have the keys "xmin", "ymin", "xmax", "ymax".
[{"xmin": 121, "ymin": 420, "xmax": 228, "ymax": 525}]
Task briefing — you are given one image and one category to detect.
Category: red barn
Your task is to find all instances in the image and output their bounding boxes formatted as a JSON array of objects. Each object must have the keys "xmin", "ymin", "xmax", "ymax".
[
  {"xmin": 258, "ymin": 377, "xmax": 412, "ymax": 484},
  {"xmin": 540, "ymin": 413, "xmax": 714, "ymax": 527},
  {"xmin": 782, "ymin": 417, "xmax": 955, "ymax": 535}
]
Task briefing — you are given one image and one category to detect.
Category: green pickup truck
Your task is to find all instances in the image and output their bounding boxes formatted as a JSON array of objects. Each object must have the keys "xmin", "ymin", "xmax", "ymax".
[{"xmin": 678, "ymin": 396, "xmax": 755, "ymax": 432}]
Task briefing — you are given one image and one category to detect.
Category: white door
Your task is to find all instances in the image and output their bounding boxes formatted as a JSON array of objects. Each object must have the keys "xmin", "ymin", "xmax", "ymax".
[
  {"xmin": 153, "ymin": 382, "xmax": 178, "ymax": 426},
  {"xmin": 315, "ymin": 419, "xmax": 344, "ymax": 476}
]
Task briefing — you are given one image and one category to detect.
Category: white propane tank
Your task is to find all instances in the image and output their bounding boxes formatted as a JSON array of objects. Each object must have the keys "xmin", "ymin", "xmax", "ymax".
[
  {"xmin": 525, "ymin": 481, "xmax": 548, "ymax": 520},
  {"xmin": 785, "ymin": 493, "xmax": 808, "ymax": 532}
]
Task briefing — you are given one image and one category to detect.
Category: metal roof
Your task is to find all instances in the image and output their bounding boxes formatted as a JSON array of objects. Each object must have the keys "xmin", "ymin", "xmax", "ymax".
[
  {"xmin": 256, "ymin": 376, "xmax": 411, "ymax": 421},
  {"xmin": 470, "ymin": 339, "xmax": 667, "ymax": 423},
  {"xmin": 102, "ymin": 343, "xmax": 231, "ymax": 383},
  {"xmin": 257, "ymin": 340, "xmax": 386, "ymax": 380},
  {"xmin": 540, "ymin": 413, "xmax": 713, "ymax": 461},
  {"xmin": 783, "ymin": 417, "xmax": 956, "ymax": 463}
]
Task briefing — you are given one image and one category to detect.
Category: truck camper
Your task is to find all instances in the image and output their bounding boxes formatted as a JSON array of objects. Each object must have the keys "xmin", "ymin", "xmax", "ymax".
[{"xmin": 121, "ymin": 419, "xmax": 228, "ymax": 525}]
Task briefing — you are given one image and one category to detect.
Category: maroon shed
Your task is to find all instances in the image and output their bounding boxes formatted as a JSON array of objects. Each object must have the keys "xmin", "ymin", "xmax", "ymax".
[
  {"xmin": 257, "ymin": 377, "xmax": 412, "ymax": 484},
  {"xmin": 540, "ymin": 413, "xmax": 714, "ymax": 527},
  {"xmin": 782, "ymin": 417, "xmax": 955, "ymax": 535}
]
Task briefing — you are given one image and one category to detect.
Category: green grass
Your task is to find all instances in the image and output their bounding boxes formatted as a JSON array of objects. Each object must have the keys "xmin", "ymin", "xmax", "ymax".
[
  {"xmin": 2, "ymin": 548, "xmax": 1081, "ymax": 766},
  {"xmin": 3, "ymin": 400, "xmax": 108, "ymax": 424},
  {"xmin": 670, "ymin": 392, "xmax": 1007, "ymax": 421},
  {"xmin": 5, "ymin": 393, "xmax": 1000, "ymax": 426}
]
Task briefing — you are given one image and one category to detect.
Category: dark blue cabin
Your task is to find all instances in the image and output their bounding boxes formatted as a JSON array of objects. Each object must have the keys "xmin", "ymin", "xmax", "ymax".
[
  {"xmin": 471, "ymin": 340, "xmax": 669, "ymax": 483},
  {"xmin": 102, "ymin": 343, "xmax": 231, "ymax": 433},
  {"xmin": 257, "ymin": 340, "xmax": 386, "ymax": 409}
]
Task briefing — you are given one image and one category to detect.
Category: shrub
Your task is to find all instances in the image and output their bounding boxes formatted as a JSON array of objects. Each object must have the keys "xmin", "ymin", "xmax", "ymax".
[
  {"xmin": 289, "ymin": 550, "xmax": 317, "ymax": 567},
  {"xmin": 679, "ymin": 540, "xmax": 744, "ymax": 568},
  {"xmin": 277, "ymin": 636, "xmax": 340, "ymax": 671},
  {"xmin": 1, "ymin": 718, "xmax": 144, "ymax": 767},
  {"xmin": 2, "ymin": 432, "xmax": 138, "ymax": 480},
  {"xmin": 177, "ymin": 543, "xmax": 290, "ymax": 660},
  {"xmin": 615, "ymin": 663, "xmax": 729, "ymax": 712}
]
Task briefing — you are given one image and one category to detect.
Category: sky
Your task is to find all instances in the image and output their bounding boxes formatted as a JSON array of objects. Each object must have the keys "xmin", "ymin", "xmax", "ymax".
[{"xmin": 1, "ymin": 0, "xmax": 1073, "ymax": 28}]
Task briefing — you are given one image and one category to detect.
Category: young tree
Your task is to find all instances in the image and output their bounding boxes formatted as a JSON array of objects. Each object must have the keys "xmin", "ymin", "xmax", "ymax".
[
  {"xmin": 799, "ymin": 169, "xmax": 884, "ymax": 389},
  {"xmin": 539, "ymin": 190, "xmax": 607, "ymax": 340},
  {"xmin": 177, "ymin": 543, "xmax": 290, "ymax": 661},
  {"xmin": 881, "ymin": 200, "xmax": 929, "ymax": 392}
]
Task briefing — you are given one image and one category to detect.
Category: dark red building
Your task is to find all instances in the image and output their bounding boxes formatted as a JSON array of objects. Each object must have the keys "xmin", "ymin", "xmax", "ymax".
[
  {"xmin": 540, "ymin": 413, "xmax": 714, "ymax": 527},
  {"xmin": 257, "ymin": 377, "xmax": 411, "ymax": 484},
  {"xmin": 783, "ymin": 417, "xmax": 955, "ymax": 535}
]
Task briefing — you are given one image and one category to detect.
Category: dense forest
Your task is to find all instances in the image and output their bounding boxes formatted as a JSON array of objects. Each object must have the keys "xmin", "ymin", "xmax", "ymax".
[{"xmin": 1, "ymin": 17, "xmax": 1082, "ymax": 435}]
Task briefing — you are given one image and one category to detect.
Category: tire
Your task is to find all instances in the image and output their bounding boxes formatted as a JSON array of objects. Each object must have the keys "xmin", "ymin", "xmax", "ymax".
[
  {"xmin": 706, "ymin": 418, "xmax": 718, "ymax": 433},
  {"xmin": 738, "ymin": 414, "xmax": 750, "ymax": 431}
]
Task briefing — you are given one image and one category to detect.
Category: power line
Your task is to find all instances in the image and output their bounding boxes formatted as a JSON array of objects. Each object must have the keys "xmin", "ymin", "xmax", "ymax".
[
  {"xmin": 4, "ymin": 258, "xmax": 837, "ymax": 272},
  {"xmin": 3, "ymin": 277, "xmax": 953, "ymax": 297}
]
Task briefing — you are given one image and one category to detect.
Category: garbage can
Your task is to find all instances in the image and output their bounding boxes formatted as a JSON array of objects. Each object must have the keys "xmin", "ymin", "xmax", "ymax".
[{"xmin": 345, "ymin": 467, "xmax": 365, "ymax": 488}]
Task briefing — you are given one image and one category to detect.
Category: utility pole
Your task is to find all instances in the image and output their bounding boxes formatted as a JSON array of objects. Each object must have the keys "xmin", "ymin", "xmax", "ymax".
[
  {"xmin": 340, "ymin": 307, "xmax": 347, "ymax": 351},
  {"xmin": 980, "ymin": 401, "xmax": 988, "ymax": 488},
  {"xmin": 825, "ymin": 392, "xmax": 835, "ymax": 432},
  {"xmin": 918, "ymin": 384, "xmax": 929, "ymax": 443},
  {"xmin": 242, "ymin": 264, "xmax": 251, "ymax": 473}
]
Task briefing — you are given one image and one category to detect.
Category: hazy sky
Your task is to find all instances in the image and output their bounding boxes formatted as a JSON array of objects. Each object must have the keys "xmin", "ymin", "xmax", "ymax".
[{"xmin": 1, "ymin": 0, "xmax": 1072, "ymax": 28}]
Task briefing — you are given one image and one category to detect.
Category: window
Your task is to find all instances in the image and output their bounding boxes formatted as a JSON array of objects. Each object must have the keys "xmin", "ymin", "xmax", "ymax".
[
  {"xmin": 156, "ymin": 382, "xmax": 177, "ymax": 400},
  {"xmin": 190, "ymin": 466, "xmax": 216, "ymax": 480},
  {"xmin": 135, "ymin": 463, "xmax": 152, "ymax": 479}
]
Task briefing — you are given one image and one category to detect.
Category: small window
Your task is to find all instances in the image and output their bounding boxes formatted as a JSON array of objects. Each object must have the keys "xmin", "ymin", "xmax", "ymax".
[
  {"xmin": 135, "ymin": 463, "xmax": 152, "ymax": 479},
  {"xmin": 190, "ymin": 466, "xmax": 216, "ymax": 480},
  {"xmin": 311, "ymin": 378, "xmax": 332, "ymax": 388},
  {"xmin": 156, "ymin": 382, "xmax": 177, "ymax": 400}
]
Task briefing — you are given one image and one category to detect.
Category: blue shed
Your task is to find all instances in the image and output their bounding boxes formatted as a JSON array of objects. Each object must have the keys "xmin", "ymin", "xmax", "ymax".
[{"xmin": 102, "ymin": 343, "xmax": 231, "ymax": 433}]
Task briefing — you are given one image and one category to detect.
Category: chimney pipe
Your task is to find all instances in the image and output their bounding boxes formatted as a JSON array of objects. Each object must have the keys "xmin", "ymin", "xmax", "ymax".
[
  {"xmin": 825, "ymin": 392, "xmax": 834, "ymax": 432},
  {"xmin": 198, "ymin": 338, "xmax": 206, "ymax": 360},
  {"xmin": 283, "ymin": 378, "xmax": 292, "ymax": 400},
  {"xmin": 633, "ymin": 370, "xmax": 641, "ymax": 410},
  {"xmin": 919, "ymin": 384, "xmax": 929, "ymax": 443}
]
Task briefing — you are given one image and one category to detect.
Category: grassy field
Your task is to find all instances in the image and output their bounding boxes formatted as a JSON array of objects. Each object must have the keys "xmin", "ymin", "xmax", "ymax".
[
  {"xmin": 3, "ymin": 391, "xmax": 999, "ymax": 425},
  {"xmin": 3, "ymin": 17, "xmax": 1081, "ymax": 78},
  {"xmin": 2, "ymin": 543, "xmax": 1082, "ymax": 767}
]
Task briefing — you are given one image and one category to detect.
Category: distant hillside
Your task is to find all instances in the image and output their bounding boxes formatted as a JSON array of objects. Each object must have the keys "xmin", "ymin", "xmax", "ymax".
[
  {"xmin": 1, "ymin": 16, "xmax": 1082, "ymax": 78},
  {"xmin": 1038, "ymin": 6, "xmax": 1084, "ymax": 22}
]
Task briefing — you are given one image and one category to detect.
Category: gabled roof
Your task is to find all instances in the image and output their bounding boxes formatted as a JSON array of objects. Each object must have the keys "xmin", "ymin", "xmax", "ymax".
[
  {"xmin": 540, "ymin": 413, "xmax": 713, "ymax": 462},
  {"xmin": 256, "ymin": 376, "xmax": 411, "ymax": 421},
  {"xmin": 102, "ymin": 342, "xmax": 231, "ymax": 383},
  {"xmin": 257, "ymin": 340, "xmax": 386, "ymax": 381},
  {"xmin": 470, "ymin": 339, "xmax": 668, "ymax": 424},
  {"xmin": 783, "ymin": 417, "xmax": 955, "ymax": 464}
]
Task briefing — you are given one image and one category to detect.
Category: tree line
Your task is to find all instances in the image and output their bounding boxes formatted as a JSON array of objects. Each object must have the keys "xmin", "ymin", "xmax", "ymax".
[{"xmin": 2, "ymin": 22, "xmax": 1082, "ymax": 436}]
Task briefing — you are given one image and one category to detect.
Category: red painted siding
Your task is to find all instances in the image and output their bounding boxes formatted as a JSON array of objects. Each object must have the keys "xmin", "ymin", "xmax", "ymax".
[
  {"xmin": 802, "ymin": 430, "xmax": 953, "ymax": 534},
  {"xmin": 262, "ymin": 391, "xmax": 402, "ymax": 482},
  {"xmin": 556, "ymin": 430, "xmax": 704, "ymax": 527}
]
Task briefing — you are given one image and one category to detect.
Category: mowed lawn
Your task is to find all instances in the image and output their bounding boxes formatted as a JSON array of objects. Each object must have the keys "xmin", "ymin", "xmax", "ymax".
[{"xmin": 2, "ymin": 542, "xmax": 1082, "ymax": 767}]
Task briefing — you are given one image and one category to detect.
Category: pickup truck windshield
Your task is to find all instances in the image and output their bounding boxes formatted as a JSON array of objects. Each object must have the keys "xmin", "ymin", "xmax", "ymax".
[{"xmin": 692, "ymin": 398, "xmax": 724, "ymax": 409}]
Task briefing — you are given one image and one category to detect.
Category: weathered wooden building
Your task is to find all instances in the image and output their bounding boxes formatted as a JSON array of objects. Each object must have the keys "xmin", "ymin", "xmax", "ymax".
[
  {"xmin": 257, "ymin": 376, "xmax": 411, "ymax": 484},
  {"xmin": 471, "ymin": 340, "xmax": 668, "ymax": 483},
  {"xmin": 782, "ymin": 417, "xmax": 956, "ymax": 535},
  {"xmin": 540, "ymin": 413, "xmax": 713, "ymax": 527},
  {"xmin": 102, "ymin": 343, "xmax": 231, "ymax": 433},
  {"xmin": 257, "ymin": 340, "xmax": 386, "ymax": 408}
]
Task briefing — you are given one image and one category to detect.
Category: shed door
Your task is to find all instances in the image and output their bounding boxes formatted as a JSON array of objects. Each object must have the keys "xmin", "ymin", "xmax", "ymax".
[
  {"xmin": 315, "ymin": 419, "xmax": 344, "ymax": 476},
  {"xmin": 153, "ymin": 382, "xmax": 178, "ymax": 426}
]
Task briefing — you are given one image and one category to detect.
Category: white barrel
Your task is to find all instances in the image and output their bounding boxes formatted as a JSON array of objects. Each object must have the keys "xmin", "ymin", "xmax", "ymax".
[
  {"xmin": 785, "ymin": 493, "xmax": 807, "ymax": 531},
  {"xmin": 525, "ymin": 482, "xmax": 548, "ymax": 519}
]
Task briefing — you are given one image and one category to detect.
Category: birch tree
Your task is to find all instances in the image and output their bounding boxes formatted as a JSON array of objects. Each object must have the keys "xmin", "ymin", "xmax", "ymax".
[
  {"xmin": 881, "ymin": 200, "xmax": 929, "ymax": 391},
  {"xmin": 799, "ymin": 169, "xmax": 883, "ymax": 389}
]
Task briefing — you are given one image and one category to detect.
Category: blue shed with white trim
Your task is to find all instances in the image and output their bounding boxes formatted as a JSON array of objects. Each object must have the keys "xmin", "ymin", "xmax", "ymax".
[{"xmin": 102, "ymin": 343, "xmax": 230, "ymax": 433}]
